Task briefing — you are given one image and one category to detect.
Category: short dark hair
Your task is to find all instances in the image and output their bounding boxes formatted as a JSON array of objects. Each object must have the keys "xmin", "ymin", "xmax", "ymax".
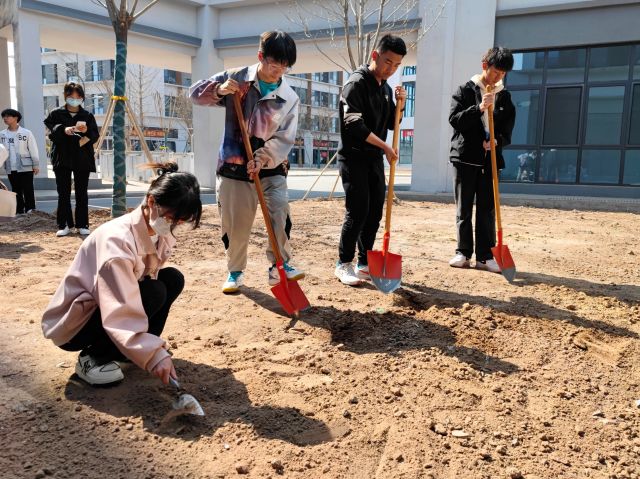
[
  {"xmin": 143, "ymin": 162, "xmax": 202, "ymax": 232},
  {"xmin": 259, "ymin": 30, "xmax": 297, "ymax": 67},
  {"xmin": 376, "ymin": 34, "xmax": 407, "ymax": 57},
  {"xmin": 63, "ymin": 82, "xmax": 85, "ymax": 99},
  {"xmin": 482, "ymin": 47, "xmax": 514, "ymax": 72},
  {"xmin": 1, "ymin": 108, "xmax": 22, "ymax": 122}
]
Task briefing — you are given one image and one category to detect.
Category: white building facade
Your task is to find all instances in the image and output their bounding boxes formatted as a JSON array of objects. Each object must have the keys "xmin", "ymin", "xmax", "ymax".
[{"xmin": 0, "ymin": 0, "xmax": 638, "ymax": 198}]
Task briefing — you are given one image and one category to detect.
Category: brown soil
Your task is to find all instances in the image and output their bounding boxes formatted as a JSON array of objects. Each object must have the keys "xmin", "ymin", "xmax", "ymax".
[{"xmin": 1, "ymin": 200, "xmax": 639, "ymax": 479}]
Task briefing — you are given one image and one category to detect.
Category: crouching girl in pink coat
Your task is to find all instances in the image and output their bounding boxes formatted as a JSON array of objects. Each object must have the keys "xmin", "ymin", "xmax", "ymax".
[{"xmin": 42, "ymin": 162, "xmax": 202, "ymax": 386}]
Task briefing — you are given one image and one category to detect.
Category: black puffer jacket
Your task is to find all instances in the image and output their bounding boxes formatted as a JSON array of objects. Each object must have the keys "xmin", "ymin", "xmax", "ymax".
[
  {"xmin": 44, "ymin": 106, "xmax": 99, "ymax": 171},
  {"xmin": 449, "ymin": 80, "xmax": 515, "ymax": 169}
]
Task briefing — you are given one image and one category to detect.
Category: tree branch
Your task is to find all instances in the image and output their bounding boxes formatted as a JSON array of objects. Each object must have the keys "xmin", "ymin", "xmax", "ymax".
[
  {"xmin": 130, "ymin": 0, "xmax": 139, "ymax": 17},
  {"xmin": 370, "ymin": 0, "xmax": 387, "ymax": 59},
  {"xmin": 132, "ymin": 0, "xmax": 159, "ymax": 21}
]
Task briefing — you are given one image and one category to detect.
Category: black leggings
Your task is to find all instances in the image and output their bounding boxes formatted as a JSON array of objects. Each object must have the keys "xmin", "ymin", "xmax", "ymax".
[{"xmin": 61, "ymin": 267, "xmax": 184, "ymax": 363}]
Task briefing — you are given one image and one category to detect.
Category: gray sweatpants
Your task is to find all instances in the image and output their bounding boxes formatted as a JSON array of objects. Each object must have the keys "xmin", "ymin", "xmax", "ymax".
[{"xmin": 216, "ymin": 174, "xmax": 293, "ymax": 273}]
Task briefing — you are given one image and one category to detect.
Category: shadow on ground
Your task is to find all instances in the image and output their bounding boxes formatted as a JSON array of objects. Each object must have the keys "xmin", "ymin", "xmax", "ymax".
[
  {"xmin": 64, "ymin": 358, "xmax": 333, "ymax": 445},
  {"xmin": 241, "ymin": 286, "xmax": 519, "ymax": 375}
]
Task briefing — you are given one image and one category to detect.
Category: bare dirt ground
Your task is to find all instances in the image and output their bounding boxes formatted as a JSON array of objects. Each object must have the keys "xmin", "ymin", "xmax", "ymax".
[{"xmin": 1, "ymin": 199, "xmax": 639, "ymax": 479}]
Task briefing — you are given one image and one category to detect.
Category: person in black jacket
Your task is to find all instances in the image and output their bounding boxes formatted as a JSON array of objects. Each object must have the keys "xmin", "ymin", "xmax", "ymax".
[
  {"xmin": 44, "ymin": 82, "xmax": 99, "ymax": 237},
  {"xmin": 448, "ymin": 47, "xmax": 516, "ymax": 273},
  {"xmin": 334, "ymin": 34, "xmax": 407, "ymax": 286}
]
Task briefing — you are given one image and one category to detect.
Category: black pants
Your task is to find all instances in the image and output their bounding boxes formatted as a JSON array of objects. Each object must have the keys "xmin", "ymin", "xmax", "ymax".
[
  {"xmin": 453, "ymin": 163, "xmax": 496, "ymax": 261},
  {"xmin": 54, "ymin": 167, "xmax": 90, "ymax": 229},
  {"xmin": 338, "ymin": 157, "xmax": 386, "ymax": 265},
  {"xmin": 60, "ymin": 267, "xmax": 185, "ymax": 363},
  {"xmin": 8, "ymin": 171, "xmax": 35, "ymax": 214}
]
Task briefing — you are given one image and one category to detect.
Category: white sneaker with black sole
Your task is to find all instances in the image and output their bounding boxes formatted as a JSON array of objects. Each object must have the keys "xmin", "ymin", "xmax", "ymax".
[
  {"xmin": 56, "ymin": 226, "xmax": 71, "ymax": 237},
  {"xmin": 449, "ymin": 253, "xmax": 470, "ymax": 268},
  {"xmin": 475, "ymin": 258, "xmax": 501, "ymax": 273},
  {"xmin": 335, "ymin": 262, "xmax": 362, "ymax": 286},
  {"xmin": 75, "ymin": 353, "xmax": 124, "ymax": 385}
]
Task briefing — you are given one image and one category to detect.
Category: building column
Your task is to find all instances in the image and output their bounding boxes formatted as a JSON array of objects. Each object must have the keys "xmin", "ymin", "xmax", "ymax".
[
  {"xmin": 303, "ymin": 131, "xmax": 313, "ymax": 166},
  {"xmin": 0, "ymin": 37, "xmax": 11, "ymax": 109},
  {"xmin": 191, "ymin": 5, "xmax": 224, "ymax": 188},
  {"xmin": 13, "ymin": 12, "xmax": 46, "ymax": 178},
  {"xmin": 411, "ymin": 0, "xmax": 497, "ymax": 193}
]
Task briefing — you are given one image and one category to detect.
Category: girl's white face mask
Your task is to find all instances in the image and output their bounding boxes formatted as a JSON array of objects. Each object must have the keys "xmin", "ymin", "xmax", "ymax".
[{"xmin": 149, "ymin": 204, "xmax": 171, "ymax": 236}]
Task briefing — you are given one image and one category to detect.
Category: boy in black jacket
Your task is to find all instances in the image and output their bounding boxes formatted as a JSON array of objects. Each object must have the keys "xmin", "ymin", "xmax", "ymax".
[
  {"xmin": 448, "ymin": 47, "xmax": 516, "ymax": 273},
  {"xmin": 334, "ymin": 34, "xmax": 407, "ymax": 286}
]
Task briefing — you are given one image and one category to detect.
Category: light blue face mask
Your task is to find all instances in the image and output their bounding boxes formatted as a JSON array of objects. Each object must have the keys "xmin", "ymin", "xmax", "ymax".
[{"xmin": 66, "ymin": 98, "xmax": 83, "ymax": 107}]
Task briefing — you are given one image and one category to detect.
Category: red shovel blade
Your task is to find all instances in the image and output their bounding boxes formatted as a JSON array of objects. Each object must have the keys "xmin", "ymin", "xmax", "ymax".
[
  {"xmin": 367, "ymin": 250, "xmax": 402, "ymax": 294},
  {"xmin": 270, "ymin": 261, "xmax": 310, "ymax": 316},
  {"xmin": 491, "ymin": 244, "xmax": 516, "ymax": 283}
]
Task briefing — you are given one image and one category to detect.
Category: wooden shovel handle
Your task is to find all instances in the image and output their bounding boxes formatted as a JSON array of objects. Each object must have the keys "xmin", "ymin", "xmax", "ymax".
[
  {"xmin": 384, "ymin": 99, "xmax": 404, "ymax": 236},
  {"xmin": 232, "ymin": 93, "xmax": 283, "ymax": 264},
  {"xmin": 486, "ymin": 85, "xmax": 503, "ymax": 235}
]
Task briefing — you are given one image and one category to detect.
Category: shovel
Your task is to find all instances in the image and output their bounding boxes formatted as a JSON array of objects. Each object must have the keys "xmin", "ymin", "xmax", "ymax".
[
  {"xmin": 232, "ymin": 94, "xmax": 310, "ymax": 317},
  {"xmin": 169, "ymin": 377, "xmax": 204, "ymax": 416},
  {"xmin": 367, "ymin": 99, "xmax": 404, "ymax": 294},
  {"xmin": 487, "ymin": 85, "xmax": 516, "ymax": 283}
]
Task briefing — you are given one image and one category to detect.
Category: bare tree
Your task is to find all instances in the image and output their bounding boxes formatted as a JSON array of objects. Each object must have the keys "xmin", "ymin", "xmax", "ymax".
[
  {"xmin": 91, "ymin": 0, "xmax": 160, "ymax": 217},
  {"xmin": 284, "ymin": 0, "xmax": 450, "ymax": 72}
]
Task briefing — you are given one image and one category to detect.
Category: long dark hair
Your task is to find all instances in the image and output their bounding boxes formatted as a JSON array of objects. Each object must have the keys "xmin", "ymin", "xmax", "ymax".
[{"xmin": 141, "ymin": 161, "xmax": 202, "ymax": 231}]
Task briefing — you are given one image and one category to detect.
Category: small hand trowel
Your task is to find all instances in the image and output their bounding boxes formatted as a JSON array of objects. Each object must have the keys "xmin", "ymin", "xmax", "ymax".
[{"xmin": 169, "ymin": 377, "xmax": 204, "ymax": 417}]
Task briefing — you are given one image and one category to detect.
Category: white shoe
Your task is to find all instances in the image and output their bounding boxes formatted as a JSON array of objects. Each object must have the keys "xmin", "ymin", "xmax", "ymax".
[
  {"xmin": 335, "ymin": 262, "xmax": 362, "ymax": 286},
  {"xmin": 476, "ymin": 258, "xmax": 501, "ymax": 273},
  {"xmin": 222, "ymin": 271, "xmax": 244, "ymax": 294},
  {"xmin": 449, "ymin": 253, "xmax": 470, "ymax": 268},
  {"xmin": 75, "ymin": 354, "xmax": 124, "ymax": 385},
  {"xmin": 268, "ymin": 263, "xmax": 305, "ymax": 286},
  {"xmin": 78, "ymin": 228, "xmax": 91, "ymax": 236},
  {"xmin": 356, "ymin": 263, "xmax": 370, "ymax": 280},
  {"xmin": 56, "ymin": 226, "xmax": 71, "ymax": 237}
]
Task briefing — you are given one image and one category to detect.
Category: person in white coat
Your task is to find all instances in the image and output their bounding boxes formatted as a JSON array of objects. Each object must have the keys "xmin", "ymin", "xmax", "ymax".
[{"xmin": 1, "ymin": 108, "xmax": 40, "ymax": 214}]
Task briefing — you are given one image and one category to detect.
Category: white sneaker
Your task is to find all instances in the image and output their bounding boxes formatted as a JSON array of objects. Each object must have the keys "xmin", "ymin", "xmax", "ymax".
[
  {"xmin": 222, "ymin": 271, "xmax": 244, "ymax": 294},
  {"xmin": 78, "ymin": 228, "xmax": 91, "ymax": 236},
  {"xmin": 476, "ymin": 258, "xmax": 501, "ymax": 273},
  {"xmin": 268, "ymin": 263, "xmax": 305, "ymax": 286},
  {"xmin": 335, "ymin": 262, "xmax": 362, "ymax": 286},
  {"xmin": 75, "ymin": 354, "xmax": 124, "ymax": 385},
  {"xmin": 449, "ymin": 253, "xmax": 470, "ymax": 268},
  {"xmin": 356, "ymin": 263, "xmax": 370, "ymax": 280},
  {"xmin": 56, "ymin": 226, "xmax": 71, "ymax": 237}
]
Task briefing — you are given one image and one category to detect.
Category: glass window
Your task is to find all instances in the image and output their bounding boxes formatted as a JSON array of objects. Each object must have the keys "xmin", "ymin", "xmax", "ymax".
[
  {"xmin": 399, "ymin": 129, "xmax": 413, "ymax": 164},
  {"xmin": 630, "ymin": 84, "xmax": 640, "ymax": 145},
  {"xmin": 501, "ymin": 149, "xmax": 537, "ymax": 182},
  {"xmin": 510, "ymin": 90, "xmax": 540, "ymax": 145},
  {"xmin": 634, "ymin": 46, "xmax": 640, "ymax": 79},
  {"xmin": 543, "ymin": 87, "xmax": 581, "ymax": 145},
  {"xmin": 164, "ymin": 70, "xmax": 177, "ymax": 84},
  {"xmin": 508, "ymin": 52, "xmax": 544, "ymax": 85},
  {"xmin": 538, "ymin": 149, "xmax": 578, "ymax": 183},
  {"xmin": 65, "ymin": 62, "xmax": 79, "ymax": 82},
  {"xmin": 580, "ymin": 149, "xmax": 621, "ymax": 184},
  {"xmin": 547, "ymin": 49, "xmax": 586, "ymax": 84},
  {"xmin": 402, "ymin": 66, "xmax": 416, "ymax": 76},
  {"xmin": 403, "ymin": 81, "xmax": 415, "ymax": 118},
  {"xmin": 41, "ymin": 64, "xmax": 58, "ymax": 84},
  {"xmin": 585, "ymin": 86, "xmax": 625, "ymax": 145},
  {"xmin": 623, "ymin": 150, "xmax": 640, "ymax": 185},
  {"xmin": 589, "ymin": 45, "xmax": 631, "ymax": 82}
]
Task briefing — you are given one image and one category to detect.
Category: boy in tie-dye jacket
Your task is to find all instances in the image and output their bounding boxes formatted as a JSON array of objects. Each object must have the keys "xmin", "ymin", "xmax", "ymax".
[{"xmin": 190, "ymin": 30, "xmax": 305, "ymax": 294}]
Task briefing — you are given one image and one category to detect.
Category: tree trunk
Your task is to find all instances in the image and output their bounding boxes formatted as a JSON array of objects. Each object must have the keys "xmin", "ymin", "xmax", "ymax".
[{"xmin": 111, "ymin": 27, "xmax": 128, "ymax": 217}]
